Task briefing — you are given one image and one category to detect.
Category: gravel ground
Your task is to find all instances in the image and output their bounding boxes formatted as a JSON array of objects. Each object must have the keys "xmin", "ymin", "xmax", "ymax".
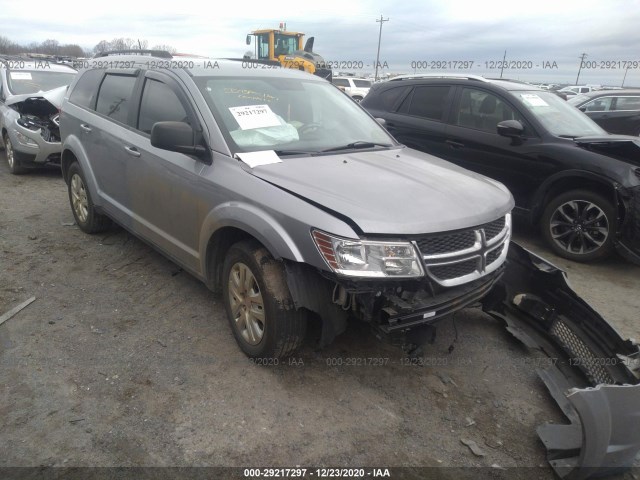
[{"xmin": 1, "ymin": 157, "xmax": 639, "ymax": 477}]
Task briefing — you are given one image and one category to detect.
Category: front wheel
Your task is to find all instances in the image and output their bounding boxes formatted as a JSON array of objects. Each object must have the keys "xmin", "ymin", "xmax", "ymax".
[
  {"xmin": 540, "ymin": 189, "xmax": 616, "ymax": 262},
  {"xmin": 3, "ymin": 135, "xmax": 26, "ymax": 175},
  {"xmin": 222, "ymin": 240, "xmax": 307, "ymax": 359}
]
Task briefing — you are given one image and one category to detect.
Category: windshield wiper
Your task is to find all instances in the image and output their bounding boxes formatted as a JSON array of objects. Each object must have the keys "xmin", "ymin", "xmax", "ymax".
[
  {"xmin": 319, "ymin": 141, "xmax": 393, "ymax": 153},
  {"xmin": 273, "ymin": 149, "xmax": 316, "ymax": 156}
]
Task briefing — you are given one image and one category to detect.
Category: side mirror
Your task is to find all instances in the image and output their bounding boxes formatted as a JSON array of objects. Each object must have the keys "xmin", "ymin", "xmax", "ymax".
[
  {"xmin": 375, "ymin": 117, "xmax": 387, "ymax": 127},
  {"xmin": 497, "ymin": 119, "xmax": 524, "ymax": 138},
  {"xmin": 150, "ymin": 121, "xmax": 207, "ymax": 156},
  {"xmin": 246, "ymin": 35, "xmax": 252, "ymax": 45},
  {"xmin": 579, "ymin": 106, "xmax": 587, "ymax": 112}
]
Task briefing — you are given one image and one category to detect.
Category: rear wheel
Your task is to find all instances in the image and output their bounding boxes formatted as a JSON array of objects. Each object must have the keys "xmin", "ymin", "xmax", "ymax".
[
  {"xmin": 222, "ymin": 240, "xmax": 306, "ymax": 359},
  {"xmin": 3, "ymin": 135, "xmax": 26, "ymax": 175},
  {"xmin": 67, "ymin": 162, "xmax": 111, "ymax": 233},
  {"xmin": 541, "ymin": 189, "xmax": 616, "ymax": 262}
]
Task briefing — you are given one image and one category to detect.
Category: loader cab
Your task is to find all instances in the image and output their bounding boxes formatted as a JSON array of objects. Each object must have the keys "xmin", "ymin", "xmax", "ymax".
[{"xmin": 247, "ymin": 29, "xmax": 304, "ymax": 61}]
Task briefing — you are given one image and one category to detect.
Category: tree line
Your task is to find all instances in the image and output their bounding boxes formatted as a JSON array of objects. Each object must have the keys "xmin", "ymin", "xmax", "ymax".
[{"xmin": 0, "ymin": 36, "xmax": 177, "ymax": 58}]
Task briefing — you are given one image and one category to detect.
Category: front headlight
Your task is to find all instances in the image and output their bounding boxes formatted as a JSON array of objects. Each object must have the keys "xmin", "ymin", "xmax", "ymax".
[
  {"xmin": 312, "ymin": 230, "xmax": 424, "ymax": 278},
  {"xmin": 14, "ymin": 131, "xmax": 39, "ymax": 148}
]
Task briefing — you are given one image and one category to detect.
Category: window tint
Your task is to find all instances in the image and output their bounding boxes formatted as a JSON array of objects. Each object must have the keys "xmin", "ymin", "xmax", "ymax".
[
  {"xmin": 614, "ymin": 96, "xmax": 640, "ymax": 111},
  {"xmin": 455, "ymin": 88, "xmax": 525, "ymax": 133},
  {"xmin": 138, "ymin": 79, "xmax": 188, "ymax": 134},
  {"xmin": 401, "ymin": 86, "xmax": 450, "ymax": 121},
  {"xmin": 366, "ymin": 86, "xmax": 409, "ymax": 111},
  {"xmin": 95, "ymin": 74, "xmax": 137, "ymax": 124},
  {"xmin": 332, "ymin": 78, "xmax": 349, "ymax": 88},
  {"xmin": 69, "ymin": 69, "xmax": 104, "ymax": 108},
  {"xmin": 353, "ymin": 79, "xmax": 372, "ymax": 88},
  {"xmin": 583, "ymin": 97, "xmax": 613, "ymax": 112}
]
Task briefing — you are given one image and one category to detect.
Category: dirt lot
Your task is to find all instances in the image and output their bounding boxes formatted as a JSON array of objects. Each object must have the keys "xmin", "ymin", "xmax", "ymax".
[{"xmin": 1, "ymin": 156, "xmax": 639, "ymax": 477}]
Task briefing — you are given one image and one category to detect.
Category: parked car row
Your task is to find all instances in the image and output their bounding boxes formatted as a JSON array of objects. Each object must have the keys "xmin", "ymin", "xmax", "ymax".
[
  {"xmin": 0, "ymin": 57, "xmax": 77, "ymax": 173},
  {"xmin": 361, "ymin": 73, "xmax": 640, "ymax": 263}
]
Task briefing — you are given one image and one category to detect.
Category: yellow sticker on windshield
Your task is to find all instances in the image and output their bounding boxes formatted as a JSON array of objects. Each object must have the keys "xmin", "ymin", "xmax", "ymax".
[{"xmin": 229, "ymin": 104, "xmax": 281, "ymax": 130}]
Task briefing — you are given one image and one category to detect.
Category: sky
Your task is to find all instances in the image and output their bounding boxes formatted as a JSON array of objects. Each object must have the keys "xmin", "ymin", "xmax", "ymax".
[{"xmin": 2, "ymin": 0, "xmax": 640, "ymax": 86}]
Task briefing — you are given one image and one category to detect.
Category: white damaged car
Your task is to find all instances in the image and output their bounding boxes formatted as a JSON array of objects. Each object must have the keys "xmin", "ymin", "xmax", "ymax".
[{"xmin": 0, "ymin": 58, "xmax": 76, "ymax": 174}]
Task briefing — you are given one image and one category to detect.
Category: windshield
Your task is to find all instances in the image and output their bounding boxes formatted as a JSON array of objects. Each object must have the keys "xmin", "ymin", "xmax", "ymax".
[
  {"xmin": 195, "ymin": 76, "xmax": 395, "ymax": 154},
  {"xmin": 516, "ymin": 91, "xmax": 606, "ymax": 137},
  {"xmin": 7, "ymin": 70, "xmax": 76, "ymax": 95}
]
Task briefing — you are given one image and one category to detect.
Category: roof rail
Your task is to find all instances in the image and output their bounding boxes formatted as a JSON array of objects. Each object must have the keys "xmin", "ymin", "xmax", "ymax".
[
  {"xmin": 93, "ymin": 50, "xmax": 173, "ymax": 59},
  {"xmin": 389, "ymin": 73, "xmax": 489, "ymax": 82}
]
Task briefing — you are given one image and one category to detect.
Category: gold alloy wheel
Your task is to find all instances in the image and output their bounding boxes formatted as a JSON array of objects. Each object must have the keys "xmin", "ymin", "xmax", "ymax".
[{"xmin": 228, "ymin": 262, "xmax": 265, "ymax": 345}]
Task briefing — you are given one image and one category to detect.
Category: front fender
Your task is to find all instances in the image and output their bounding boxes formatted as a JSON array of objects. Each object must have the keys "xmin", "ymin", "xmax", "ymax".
[{"xmin": 199, "ymin": 201, "xmax": 305, "ymax": 275}]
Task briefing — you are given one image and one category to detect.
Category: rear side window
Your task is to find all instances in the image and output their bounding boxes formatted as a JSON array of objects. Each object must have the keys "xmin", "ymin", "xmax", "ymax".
[
  {"xmin": 332, "ymin": 78, "xmax": 349, "ymax": 88},
  {"xmin": 69, "ymin": 69, "xmax": 104, "ymax": 109},
  {"xmin": 400, "ymin": 86, "xmax": 451, "ymax": 121},
  {"xmin": 95, "ymin": 74, "xmax": 137, "ymax": 124},
  {"xmin": 365, "ymin": 86, "xmax": 409, "ymax": 111},
  {"xmin": 137, "ymin": 79, "xmax": 189, "ymax": 134},
  {"xmin": 614, "ymin": 96, "xmax": 640, "ymax": 111},
  {"xmin": 353, "ymin": 79, "xmax": 371, "ymax": 88}
]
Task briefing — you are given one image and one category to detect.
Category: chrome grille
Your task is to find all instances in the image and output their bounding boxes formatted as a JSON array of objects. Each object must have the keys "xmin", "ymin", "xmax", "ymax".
[{"xmin": 417, "ymin": 214, "xmax": 511, "ymax": 287}]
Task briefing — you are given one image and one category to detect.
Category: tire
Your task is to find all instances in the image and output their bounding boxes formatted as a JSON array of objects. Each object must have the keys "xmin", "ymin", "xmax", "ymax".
[
  {"xmin": 3, "ymin": 134, "xmax": 26, "ymax": 175},
  {"xmin": 67, "ymin": 162, "xmax": 111, "ymax": 233},
  {"xmin": 541, "ymin": 189, "xmax": 616, "ymax": 262},
  {"xmin": 222, "ymin": 240, "xmax": 306, "ymax": 359}
]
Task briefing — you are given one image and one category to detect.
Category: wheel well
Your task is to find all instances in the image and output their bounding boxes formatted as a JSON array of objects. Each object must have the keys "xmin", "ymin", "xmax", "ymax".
[
  {"xmin": 533, "ymin": 177, "xmax": 618, "ymax": 224},
  {"xmin": 61, "ymin": 150, "xmax": 78, "ymax": 183},
  {"xmin": 205, "ymin": 227, "xmax": 256, "ymax": 292}
]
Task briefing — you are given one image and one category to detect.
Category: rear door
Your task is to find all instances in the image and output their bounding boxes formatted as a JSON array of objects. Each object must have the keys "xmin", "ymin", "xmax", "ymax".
[
  {"xmin": 610, "ymin": 96, "xmax": 640, "ymax": 135},
  {"xmin": 88, "ymin": 69, "xmax": 142, "ymax": 219},
  {"xmin": 381, "ymin": 84, "xmax": 453, "ymax": 160}
]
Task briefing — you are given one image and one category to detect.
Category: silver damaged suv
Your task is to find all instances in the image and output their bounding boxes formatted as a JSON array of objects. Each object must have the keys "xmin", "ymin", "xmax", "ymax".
[
  {"xmin": 0, "ymin": 57, "xmax": 77, "ymax": 174},
  {"xmin": 59, "ymin": 52, "xmax": 515, "ymax": 359}
]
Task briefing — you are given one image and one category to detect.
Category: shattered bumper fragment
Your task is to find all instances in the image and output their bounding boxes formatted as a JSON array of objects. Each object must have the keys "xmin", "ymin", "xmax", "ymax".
[{"xmin": 483, "ymin": 242, "xmax": 640, "ymax": 479}]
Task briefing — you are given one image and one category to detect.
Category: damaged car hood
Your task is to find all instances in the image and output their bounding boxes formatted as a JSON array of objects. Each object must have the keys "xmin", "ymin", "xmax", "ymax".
[
  {"xmin": 247, "ymin": 147, "xmax": 514, "ymax": 234},
  {"xmin": 575, "ymin": 135, "xmax": 640, "ymax": 166},
  {"xmin": 6, "ymin": 85, "xmax": 67, "ymax": 111}
]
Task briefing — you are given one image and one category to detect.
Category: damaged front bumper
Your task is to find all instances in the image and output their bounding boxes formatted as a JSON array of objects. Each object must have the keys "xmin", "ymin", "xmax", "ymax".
[
  {"xmin": 483, "ymin": 242, "xmax": 640, "ymax": 478},
  {"xmin": 617, "ymin": 185, "xmax": 640, "ymax": 264},
  {"xmin": 9, "ymin": 119, "xmax": 62, "ymax": 165}
]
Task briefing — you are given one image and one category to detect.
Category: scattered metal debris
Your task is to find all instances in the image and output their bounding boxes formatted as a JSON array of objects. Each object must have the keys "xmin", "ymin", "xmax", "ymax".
[{"xmin": 0, "ymin": 296, "xmax": 36, "ymax": 327}]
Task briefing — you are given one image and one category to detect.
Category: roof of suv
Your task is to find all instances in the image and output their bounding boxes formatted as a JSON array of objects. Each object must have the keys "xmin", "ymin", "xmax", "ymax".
[
  {"xmin": 78, "ymin": 52, "xmax": 325, "ymax": 81},
  {"xmin": 386, "ymin": 74, "xmax": 540, "ymax": 92},
  {"xmin": 572, "ymin": 89, "xmax": 640, "ymax": 99}
]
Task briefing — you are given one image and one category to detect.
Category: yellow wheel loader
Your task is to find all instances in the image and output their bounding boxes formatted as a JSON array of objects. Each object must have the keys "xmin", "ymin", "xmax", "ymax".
[{"xmin": 244, "ymin": 24, "xmax": 332, "ymax": 81}]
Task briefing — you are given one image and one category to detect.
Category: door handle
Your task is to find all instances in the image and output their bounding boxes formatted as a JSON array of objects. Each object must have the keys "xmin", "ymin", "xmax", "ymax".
[
  {"xmin": 446, "ymin": 139, "xmax": 464, "ymax": 149},
  {"xmin": 124, "ymin": 146, "xmax": 141, "ymax": 157},
  {"xmin": 80, "ymin": 124, "xmax": 92, "ymax": 132}
]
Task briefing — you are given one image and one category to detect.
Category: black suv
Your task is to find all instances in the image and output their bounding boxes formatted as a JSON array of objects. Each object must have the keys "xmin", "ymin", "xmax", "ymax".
[{"xmin": 362, "ymin": 74, "xmax": 640, "ymax": 263}]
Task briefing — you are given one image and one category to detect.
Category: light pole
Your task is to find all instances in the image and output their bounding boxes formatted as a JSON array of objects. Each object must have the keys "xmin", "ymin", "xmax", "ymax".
[
  {"xmin": 374, "ymin": 15, "xmax": 389, "ymax": 82},
  {"xmin": 576, "ymin": 52, "xmax": 588, "ymax": 85}
]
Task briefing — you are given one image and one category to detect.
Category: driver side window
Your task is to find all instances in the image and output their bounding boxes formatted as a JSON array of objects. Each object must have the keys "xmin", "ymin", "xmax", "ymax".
[
  {"xmin": 455, "ymin": 88, "xmax": 527, "ymax": 134},
  {"xmin": 137, "ymin": 78, "xmax": 189, "ymax": 135}
]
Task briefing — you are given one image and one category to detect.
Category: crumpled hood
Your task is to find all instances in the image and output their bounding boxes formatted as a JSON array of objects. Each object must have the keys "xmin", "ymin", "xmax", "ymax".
[
  {"xmin": 6, "ymin": 85, "xmax": 67, "ymax": 109},
  {"xmin": 574, "ymin": 135, "xmax": 640, "ymax": 166},
  {"xmin": 247, "ymin": 147, "xmax": 514, "ymax": 234}
]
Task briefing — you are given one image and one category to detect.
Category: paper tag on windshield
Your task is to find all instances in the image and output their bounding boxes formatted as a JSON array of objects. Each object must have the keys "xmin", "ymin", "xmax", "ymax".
[
  {"xmin": 520, "ymin": 94, "xmax": 549, "ymax": 107},
  {"xmin": 236, "ymin": 150, "xmax": 282, "ymax": 168},
  {"xmin": 10, "ymin": 72, "xmax": 32, "ymax": 80},
  {"xmin": 229, "ymin": 104, "xmax": 280, "ymax": 130}
]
